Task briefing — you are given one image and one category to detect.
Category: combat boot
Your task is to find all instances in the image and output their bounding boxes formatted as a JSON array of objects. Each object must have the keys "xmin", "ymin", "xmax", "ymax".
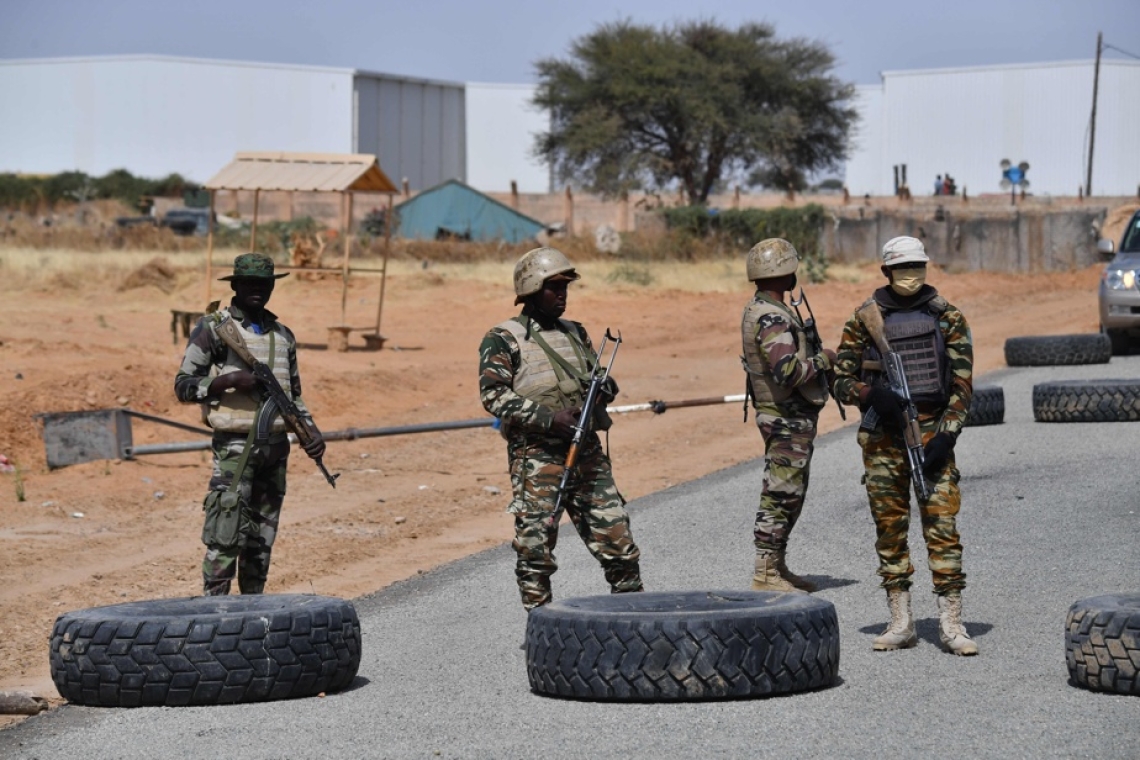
[
  {"xmin": 751, "ymin": 551, "xmax": 798, "ymax": 592},
  {"xmin": 872, "ymin": 589, "xmax": 917, "ymax": 651},
  {"xmin": 775, "ymin": 552, "xmax": 817, "ymax": 592},
  {"xmin": 937, "ymin": 591, "xmax": 979, "ymax": 656}
]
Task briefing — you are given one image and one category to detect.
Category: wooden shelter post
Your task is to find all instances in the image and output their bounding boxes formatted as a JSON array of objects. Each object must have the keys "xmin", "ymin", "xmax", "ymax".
[
  {"xmin": 340, "ymin": 191, "xmax": 354, "ymax": 324},
  {"xmin": 204, "ymin": 189, "xmax": 216, "ymax": 305},
  {"xmin": 249, "ymin": 189, "xmax": 261, "ymax": 251},
  {"xmin": 374, "ymin": 192, "xmax": 395, "ymax": 337}
]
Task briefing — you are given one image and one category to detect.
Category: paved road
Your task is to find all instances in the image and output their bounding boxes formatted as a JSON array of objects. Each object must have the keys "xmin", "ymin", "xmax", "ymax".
[{"xmin": 4, "ymin": 357, "xmax": 1139, "ymax": 759}]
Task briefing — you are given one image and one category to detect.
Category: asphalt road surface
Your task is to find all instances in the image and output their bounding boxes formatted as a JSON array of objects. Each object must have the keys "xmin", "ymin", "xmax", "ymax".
[{"xmin": 4, "ymin": 357, "xmax": 1138, "ymax": 759}]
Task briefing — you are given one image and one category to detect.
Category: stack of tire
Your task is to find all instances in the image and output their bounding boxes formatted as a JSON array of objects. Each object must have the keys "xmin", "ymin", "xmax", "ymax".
[{"xmin": 1004, "ymin": 333, "xmax": 1140, "ymax": 422}]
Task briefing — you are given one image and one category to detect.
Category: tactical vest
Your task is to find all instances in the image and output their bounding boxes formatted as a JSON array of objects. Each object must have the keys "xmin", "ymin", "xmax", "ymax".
[
  {"xmin": 206, "ymin": 311, "xmax": 293, "ymax": 433},
  {"xmin": 741, "ymin": 296, "xmax": 827, "ymax": 407},
  {"xmin": 862, "ymin": 303, "xmax": 949, "ymax": 406},
  {"xmin": 496, "ymin": 317, "xmax": 591, "ymax": 412}
]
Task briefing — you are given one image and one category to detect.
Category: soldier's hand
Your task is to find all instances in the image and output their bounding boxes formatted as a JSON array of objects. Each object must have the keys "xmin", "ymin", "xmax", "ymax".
[
  {"xmin": 922, "ymin": 432, "xmax": 954, "ymax": 478},
  {"xmin": 822, "ymin": 348, "xmax": 838, "ymax": 366},
  {"xmin": 864, "ymin": 385, "xmax": 906, "ymax": 429},
  {"xmin": 550, "ymin": 408, "xmax": 581, "ymax": 440},
  {"xmin": 209, "ymin": 369, "xmax": 258, "ymax": 396},
  {"xmin": 302, "ymin": 432, "xmax": 326, "ymax": 460}
]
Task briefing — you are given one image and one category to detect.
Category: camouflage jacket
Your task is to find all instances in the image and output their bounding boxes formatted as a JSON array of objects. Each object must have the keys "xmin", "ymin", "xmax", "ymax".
[
  {"xmin": 742, "ymin": 290, "xmax": 830, "ymax": 414},
  {"xmin": 174, "ymin": 301, "xmax": 309, "ymax": 416},
  {"xmin": 833, "ymin": 285, "xmax": 973, "ymax": 438},
  {"xmin": 479, "ymin": 313, "xmax": 599, "ymax": 438}
]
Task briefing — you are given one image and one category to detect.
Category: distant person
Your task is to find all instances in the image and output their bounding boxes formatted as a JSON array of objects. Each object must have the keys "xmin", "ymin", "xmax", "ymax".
[
  {"xmin": 832, "ymin": 236, "xmax": 978, "ymax": 656},
  {"xmin": 942, "ymin": 174, "xmax": 953, "ymax": 196},
  {"xmin": 740, "ymin": 239, "xmax": 836, "ymax": 592},
  {"xmin": 934, "ymin": 175, "xmax": 943, "ymax": 196},
  {"xmin": 479, "ymin": 247, "xmax": 643, "ymax": 611},
  {"xmin": 174, "ymin": 253, "xmax": 326, "ymax": 595}
]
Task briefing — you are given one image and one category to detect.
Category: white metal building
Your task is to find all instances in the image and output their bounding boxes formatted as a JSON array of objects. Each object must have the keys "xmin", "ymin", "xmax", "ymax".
[
  {"xmin": 0, "ymin": 55, "xmax": 465, "ymax": 190},
  {"xmin": 465, "ymin": 82, "xmax": 551, "ymax": 193},
  {"xmin": 845, "ymin": 59, "xmax": 1140, "ymax": 197}
]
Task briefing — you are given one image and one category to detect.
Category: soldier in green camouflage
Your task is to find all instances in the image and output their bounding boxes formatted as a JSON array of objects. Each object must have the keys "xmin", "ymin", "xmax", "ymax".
[
  {"xmin": 174, "ymin": 253, "xmax": 325, "ymax": 596},
  {"xmin": 479, "ymin": 247, "xmax": 643, "ymax": 611},
  {"xmin": 741, "ymin": 239, "xmax": 837, "ymax": 593},
  {"xmin": 833, "ymin": 236, "xmax": 978, "ymax": 655}
]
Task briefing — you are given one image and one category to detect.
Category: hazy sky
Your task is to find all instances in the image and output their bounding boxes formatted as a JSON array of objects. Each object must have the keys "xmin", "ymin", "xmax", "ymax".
[{"xmin": 4, "ymin": 0, "xmax": 1139, "ymax": 85}]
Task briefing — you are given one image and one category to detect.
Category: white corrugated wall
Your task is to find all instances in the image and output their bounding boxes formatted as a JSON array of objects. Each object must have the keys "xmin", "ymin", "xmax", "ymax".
[
  {"xmin": 0, "ymin": 56, "xmax": 354, "ymax": 182},
  {"xmin": 465, "ymin": 83, "xmax": 551, "ymax": 194},
  {"xmin": 845, "ymin": 60, "xmax": 1140, "ymax": 197}
]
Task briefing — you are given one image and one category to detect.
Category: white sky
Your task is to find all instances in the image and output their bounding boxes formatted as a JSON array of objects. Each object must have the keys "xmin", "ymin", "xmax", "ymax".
[{"xmin": 4, "ymin": 0, "xmax": 1139, "ymax": 85}]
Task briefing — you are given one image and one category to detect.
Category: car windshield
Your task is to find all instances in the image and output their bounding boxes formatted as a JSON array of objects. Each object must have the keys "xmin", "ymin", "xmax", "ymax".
[{"xmin": 1122, "ymin": 215, "xmax": 1140, "ymax": 253}]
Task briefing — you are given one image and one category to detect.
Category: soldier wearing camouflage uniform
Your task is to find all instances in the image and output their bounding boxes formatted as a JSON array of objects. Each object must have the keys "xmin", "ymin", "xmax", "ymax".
[
  {"xmin": 174, "ymin": 253, "xmax": 326, "ymax": 596},
  {"xmin": 479, "ymin": 247, "xmax": 643, "ymax": 610},
  {"xmin": 833, "ymin": 236, "xmax": 978, "ymax": 656},
  {"xmin": 741, "ymin": 239, "xmax": 836, "ymax": 593}
]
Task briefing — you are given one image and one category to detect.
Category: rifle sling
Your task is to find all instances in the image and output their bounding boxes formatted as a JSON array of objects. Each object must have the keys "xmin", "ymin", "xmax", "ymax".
[{"xmin": 522, "ymin": 316, "xmax": 594, "ymax": 387}]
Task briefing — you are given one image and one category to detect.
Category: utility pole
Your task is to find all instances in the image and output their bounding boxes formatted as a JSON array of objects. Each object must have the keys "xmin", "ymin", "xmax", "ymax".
[{"xmin": 1086, "ymin": 31, "xmax": 1102, "ymax": 197}]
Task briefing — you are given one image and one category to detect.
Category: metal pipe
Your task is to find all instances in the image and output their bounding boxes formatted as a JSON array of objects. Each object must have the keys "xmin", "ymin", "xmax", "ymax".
[
  {"xmin": 610, "ymin": 394, "xmax": 746, "ymax": 415},
  {"xmin": 122, "ymin": 409, "xmax": 211, "ymax": 436}
]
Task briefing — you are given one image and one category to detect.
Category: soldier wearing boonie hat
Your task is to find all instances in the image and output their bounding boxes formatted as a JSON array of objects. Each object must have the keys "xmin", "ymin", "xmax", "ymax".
[
  {"xmin": 479, "ymin": 247, "xmax": 644, "ymax": 613},
  {"xmin": 832, "ymin": 236, "xmax": 979, "ymax": 656},
  {"xmin": 174, "ymin": 253, "xmax": 324, "ymax": 596}
]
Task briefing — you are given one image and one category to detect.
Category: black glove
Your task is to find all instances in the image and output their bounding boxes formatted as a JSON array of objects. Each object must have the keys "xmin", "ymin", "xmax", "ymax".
[
  {"xmin": 922, "ymin": 432, "xmax": 955, "ymax": 478},
  {"xmin": 865, "ymin": 386, "xmax": 906, "ymax": 429}
]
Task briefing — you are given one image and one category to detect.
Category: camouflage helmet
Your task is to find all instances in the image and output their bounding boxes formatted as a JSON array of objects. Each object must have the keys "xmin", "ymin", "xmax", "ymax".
[
  {"xmin": 513, "ymin": 247, "xmax": 580, "ymax": 302},
  {"xmin": 746, "ymin": 238, "xmax": 800, "ymax": 281}
]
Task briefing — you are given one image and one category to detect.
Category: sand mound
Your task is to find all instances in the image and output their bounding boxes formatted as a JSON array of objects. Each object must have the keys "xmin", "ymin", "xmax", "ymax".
[
  {"xmin": 1102, "ymin": 204, "xmax": 1140, "ymax": 246},
  {"xmin": 119, "ymin": 256, "xmax": 179, "ymax": 294}
]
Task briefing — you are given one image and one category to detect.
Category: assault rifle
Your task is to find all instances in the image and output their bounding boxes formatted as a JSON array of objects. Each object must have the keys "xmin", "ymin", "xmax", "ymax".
[
  {"xmin": 215, "ymin": 318, "xmax": 340, "ymax": 489},
  {"xmin": 856, "ymin": 303, "xmax": 930, "ymax": 502},
  {"xmin": 790, "ymin": 288, "xmax": 845, "ymax": 421},
  {"xmin": 551, "ymin": 329, "xmax": 622, "ymax": 526}
]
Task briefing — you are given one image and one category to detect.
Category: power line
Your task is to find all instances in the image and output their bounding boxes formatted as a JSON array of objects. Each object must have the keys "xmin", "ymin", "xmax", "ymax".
[{"xmin": 1103, "ymin": 42, "xmax": 1140, "ymax": 60}]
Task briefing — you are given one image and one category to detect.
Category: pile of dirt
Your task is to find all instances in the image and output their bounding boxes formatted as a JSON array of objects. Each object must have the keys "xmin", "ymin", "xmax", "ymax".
[
  {"xmin": 118, "ymin": 256, "xmax": 179, "ymax": 294},
  {"xmin": 1102, "ymin": 203, "xmax": 1140, "ymax": 245}
]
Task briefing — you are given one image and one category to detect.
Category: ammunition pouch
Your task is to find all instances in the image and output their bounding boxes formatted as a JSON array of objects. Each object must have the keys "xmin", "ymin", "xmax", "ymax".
[{"xmin": 201, "ymin": 489, "xmax": 255, "ymax": 549}]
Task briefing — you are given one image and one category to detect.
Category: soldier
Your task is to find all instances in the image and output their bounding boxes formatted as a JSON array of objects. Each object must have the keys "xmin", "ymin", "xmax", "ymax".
[
  {"xmin": 174, "ymin": 253, "xmax": 326, "ymax": 596},
  {"xmin": 740, "ymin": 239, "xmax": 836, "ymax": 592},
  {"xmin": 479, "ymin": 247, "xmax": 643, "ymax": 610},
  {"xmin": 832, "ymin": 236, "xmax": 978, "ymax": 655}
]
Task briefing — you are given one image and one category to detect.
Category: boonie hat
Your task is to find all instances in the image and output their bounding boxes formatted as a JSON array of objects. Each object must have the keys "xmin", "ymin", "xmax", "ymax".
[
  {"xmin": 218, "ymin": 253, "xmax": 289, "ymax": 281},
  {"xmin": 881, "ymin": 236, "xmax": 930, "ymax": 267}
]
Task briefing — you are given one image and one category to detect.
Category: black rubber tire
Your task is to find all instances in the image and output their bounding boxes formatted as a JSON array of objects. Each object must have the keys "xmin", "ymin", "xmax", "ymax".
[
  {"xmin": 965, "ymin": 385, "xmax": 1005, "ymax": 426},
  {"xmin": 49, "ymin": 594, "xmax": 361, "ymax": 707},
  {"xmin": 1004, "ymin": 333, "xmax": 1111, "ymax": 366},
  {"xmin": 525, "ymin": 590, "xmax": 839, "ymax": 701},
  {"xmin": 1032, "ymin": 379, "xmax": 1140, "ymax": 422},
  {"xmin": 1065, "ymin": 594, "xmax": 1140, "ymax": 696},
  {"xmin": 1103, "ymin": 327, "xmax": 1135, "ymax": 356}
]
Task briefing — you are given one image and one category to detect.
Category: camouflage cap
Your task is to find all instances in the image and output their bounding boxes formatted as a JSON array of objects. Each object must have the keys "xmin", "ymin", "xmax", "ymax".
[{"xmin": 218, "ymin": 253, "xmax": 289, "ymax": 281}]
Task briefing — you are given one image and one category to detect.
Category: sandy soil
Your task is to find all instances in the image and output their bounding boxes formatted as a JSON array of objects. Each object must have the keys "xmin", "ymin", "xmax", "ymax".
[{"xmin": 0, "ymin": 256, "xmax": 1104, "ymax": 716}]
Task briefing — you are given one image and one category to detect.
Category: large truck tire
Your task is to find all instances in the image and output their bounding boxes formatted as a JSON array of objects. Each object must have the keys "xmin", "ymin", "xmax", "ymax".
[
  {"xmin": 1032, "ymin": 379, "xmax": 1140, "ymax": 423},
  {"xmin": 1004, "ymin": 333, "xmax": 1111, "ymax": 367},
  {"xmin": 49, "ymin": 594, "xmax": 361, "ymax": 707},
  {"xmin": 965, "ymin": 385, "xmax": 1005, "ymax": 427},
  {"xmin": 525, "ymin": 590, "xmax": 839, "ymax": 701},
  {"xmin": 1065, "ymin": 594, "xmax": 1140, "ymax": 696}
]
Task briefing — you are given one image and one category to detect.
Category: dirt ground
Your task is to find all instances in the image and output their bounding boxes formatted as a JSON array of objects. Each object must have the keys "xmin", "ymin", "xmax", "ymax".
[{"xmin": 0, "ymin": 253, "xmax": 1105, "ymax": 718}]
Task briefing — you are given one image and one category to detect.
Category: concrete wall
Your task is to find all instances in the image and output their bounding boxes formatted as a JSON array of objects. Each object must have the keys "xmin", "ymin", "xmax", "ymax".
[{"xmin": 824, "ymin": 206, "xmax": 1109, "ymax": 272}]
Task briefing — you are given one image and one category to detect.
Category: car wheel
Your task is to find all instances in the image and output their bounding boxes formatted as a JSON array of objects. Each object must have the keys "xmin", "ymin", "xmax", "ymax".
[
  {"xmin": 1004, "ymin": 333, "xmax": 1112, "ymax": 366},
  {"xmin": 50, "ymin": 595, "xmax": 361, "ymax": 707},
  {"xmin": 1102, "ymin": 326, "xmax": 1133, "ymax": 356},
  {"xmin": 965, "ymin": 385, "xmax": 1004, "ymax": 426},
  {"xmin": 1032, "ymin": 379, "xmax": 1140, "ymax": 422},
  {"xmin": 1066, "ymin": 593, "xmax": 1140, "ymax": 696},
  {"xmin": 525, "ymin": 590, "xmax": 840, "ymax": 701}
]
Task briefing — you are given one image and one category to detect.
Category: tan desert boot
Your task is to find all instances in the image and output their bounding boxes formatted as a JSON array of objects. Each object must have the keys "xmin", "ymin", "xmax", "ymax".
[
  {"xmin": 872, "ymin": 589, "xmax": 918, "ymax": 651},
  {"xmin": 775, "ymin": 552, "xmax": 817, "ymax": 592},
  {"xmin": 751, "ymin": 551, "xmax": 798, "ymax": 592},
  {"xmin": 937, "ymin": 592, "xmax": 979, "ymax": 656}
]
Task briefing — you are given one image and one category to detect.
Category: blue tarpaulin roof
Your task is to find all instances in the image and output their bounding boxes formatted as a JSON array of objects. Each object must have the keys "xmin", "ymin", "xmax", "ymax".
[{"xmin": 393, "ymin": 179, "xmax": 545, "ymax": 244}]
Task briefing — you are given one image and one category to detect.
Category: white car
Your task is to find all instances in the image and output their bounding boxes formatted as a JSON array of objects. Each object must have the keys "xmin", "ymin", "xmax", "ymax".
[{"xmin": 1098, "ymin": 209, "xmax": 1140, "ymax": 354}]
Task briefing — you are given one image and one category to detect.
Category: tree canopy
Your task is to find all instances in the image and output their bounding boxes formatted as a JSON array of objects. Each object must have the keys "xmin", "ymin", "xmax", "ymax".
[{"xmin": 533, "ymin": 20, "xmax": 857, "ymax": 205}]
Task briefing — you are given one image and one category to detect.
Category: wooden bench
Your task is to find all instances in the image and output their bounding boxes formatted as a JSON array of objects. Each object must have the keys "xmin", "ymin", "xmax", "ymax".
[
  {"xmin": 171, "ymin": 310, "xmax": 204, "ymax": 345},
  {"xmin": 326, "ymin": 326, "xmax": 386, "ymax": 352}
]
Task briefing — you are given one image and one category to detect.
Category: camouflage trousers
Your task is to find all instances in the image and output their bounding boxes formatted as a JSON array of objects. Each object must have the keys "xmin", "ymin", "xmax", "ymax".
[
  {"xmin": 201, "ymin": 433, "xmax": 290, "ymax": 596},
  {"xmin": 858, "ymin": 415, "xmax": 965, "ymax": 594},
  {"xmin": 506, "ymin": 433, "xmax": 642, "ymax": 610},
  {"xmin": 752, "ymin": 407, "xmax": 819, "ymax": 553}
]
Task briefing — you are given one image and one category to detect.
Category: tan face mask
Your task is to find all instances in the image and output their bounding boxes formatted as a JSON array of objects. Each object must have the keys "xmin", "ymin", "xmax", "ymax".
[{"xmin": 890, "ymin": 270, "xmax": 926, "ymax": 297}]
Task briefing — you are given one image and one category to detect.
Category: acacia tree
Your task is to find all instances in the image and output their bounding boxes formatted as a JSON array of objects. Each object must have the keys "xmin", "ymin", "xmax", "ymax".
[{"xmin": 533, "ymin": 20, "xmax": 857, "ymax": 205}]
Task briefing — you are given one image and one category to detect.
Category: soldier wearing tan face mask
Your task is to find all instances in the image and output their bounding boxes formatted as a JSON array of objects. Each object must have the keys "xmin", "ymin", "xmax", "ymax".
[{"xmin": 831, "ymin": 236, "xmax": 979, "ymax": 657}]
